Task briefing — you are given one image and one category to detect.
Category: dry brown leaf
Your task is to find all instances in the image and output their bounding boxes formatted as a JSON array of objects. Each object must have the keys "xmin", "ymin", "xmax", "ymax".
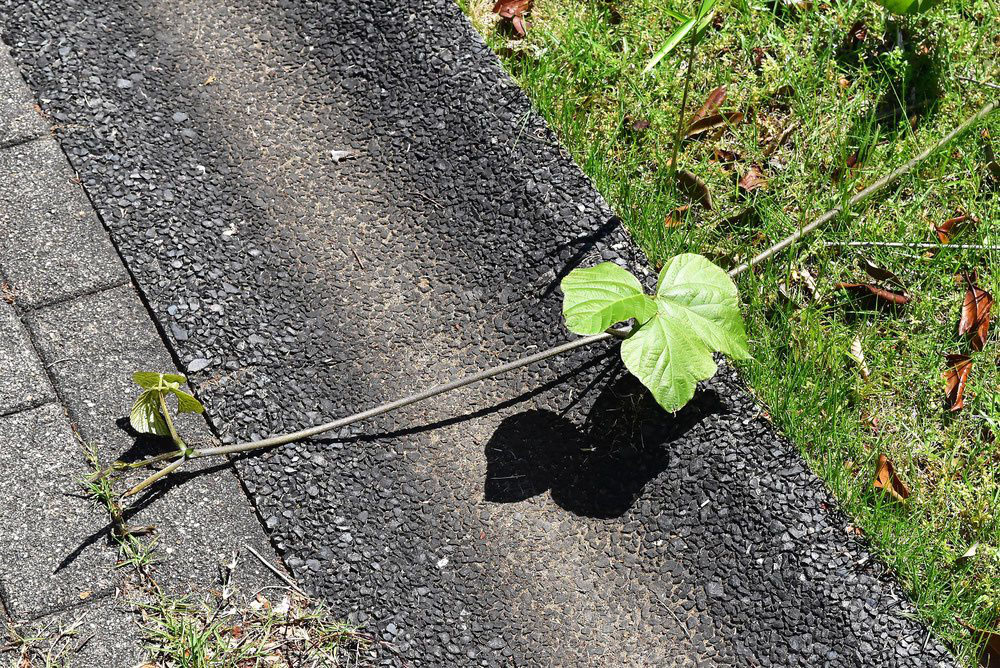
[
  {"xmin": 676, "ymin": 169, "xmax": 714, "ymax": 210},
  {"xmin": 847, "ymin": 21, "xmax": 868, "ymax": 45},
  {"xmin": 873, "ymin": 454, "xmax": 910, "ymax": 502},
  {"xmin": 959, "ymin": 274, "xmax": 993, "ymax": 351},
  {"xmin": 664, "ymin": 205, "xmax": 691, "ymax": 228},
  {"xmin": 957, "ymin": 543, "xmax": 979, "ymax": 566},
  {"xmin": 712, "ymin": 148, "xmax": 739, "ymax": 164},
  {"xmin": 493, "ymin": 0, "xmax": 532, "ymax": 17},
  {"xmin": 944, "ymin": 353, "xmax": 973, "ymax": 412},
  {"xmin": 835, "ymin": 282, "xmax": 911, "ymax": 306},
  {"xmin": 934, "ymin": 213, "xmax": 973, "ymax": 244},
  {"xmin": 685, "ymin": 111, "xmax": 743, "ymax": 139},
  {"xmin": 629, "ymin": 118, "xmax": 651, "ymax": 132},
  {"xmin": 959, "ymin": 619, "xmax": 1000, "ymax": 667},
  {"xmin": 848, "ymin": 336, "xmax": 870, "ymax": 380},
  {"xmin": 511, "ymin": 14, "xmax": 530, "ymax": 36},
  {"xmin": 859, "ymin": 258, "xmax": 906, "ymax": 291},
  {"xmin": 738, "ymin": 164, "xmax": 768, "ymax": 192},
  {"xmin": 688, "ymin": 86, "xmax": 727, "ymax": 127}
]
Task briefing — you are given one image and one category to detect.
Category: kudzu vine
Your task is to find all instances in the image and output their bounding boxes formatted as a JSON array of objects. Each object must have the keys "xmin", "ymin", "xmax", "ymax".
[{"xmin": 109, "ymin": 253, "xmax": 747, "ymax": 498}]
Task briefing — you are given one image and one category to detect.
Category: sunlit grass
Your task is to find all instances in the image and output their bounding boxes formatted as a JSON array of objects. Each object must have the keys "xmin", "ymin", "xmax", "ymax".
[{"xmin": 462, "ymin": 0, "xmax": 999, "ymax": 663}]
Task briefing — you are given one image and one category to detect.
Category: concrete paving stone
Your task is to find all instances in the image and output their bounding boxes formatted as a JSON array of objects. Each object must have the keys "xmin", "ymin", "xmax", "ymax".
[
  {"xmin": 25, "ymin": 284, "xmax": 279, "ymax": 600},
  {"xmin": 2, "ymin": 593, "xmax": 143, "ymax": 668},
  {"xmin": 0, "ymin": 137, "xmax": 127, "ymax": 309},
  {"xmin": 0, "ymin": 44, "xmax": 46, "ymax": 146},
  {"xmin": 0, "ymin": 403, "xmax": 118, "ymax": 617},
  {"xmin": 0, "ymin": 300, "xmax": 53, "ymax": 415}
]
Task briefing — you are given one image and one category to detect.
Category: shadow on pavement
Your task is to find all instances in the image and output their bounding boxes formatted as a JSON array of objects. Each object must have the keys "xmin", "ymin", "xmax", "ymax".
[{"xmin": 484, "ymin": 370, "xmax": 725, "ymax": 518}]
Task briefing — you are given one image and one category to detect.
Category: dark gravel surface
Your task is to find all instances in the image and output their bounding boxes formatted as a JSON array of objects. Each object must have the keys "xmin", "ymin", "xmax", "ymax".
[{"xmin": 1, "ymin": 1, "xmax": 957, "ymax": 665}]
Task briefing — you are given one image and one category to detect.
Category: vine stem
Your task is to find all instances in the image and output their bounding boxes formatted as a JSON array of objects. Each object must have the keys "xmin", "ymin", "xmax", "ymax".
[
  {"xmin": 668, "ymin": 37, "xmax": 697, "ymax": 181},
  {"xmin": 122, "ymin": 97, "xmax": 997, "ymax": 497}
]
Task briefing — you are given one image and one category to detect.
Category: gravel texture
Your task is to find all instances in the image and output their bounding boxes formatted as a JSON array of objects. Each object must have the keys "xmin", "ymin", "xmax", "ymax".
[{"xmin": 1, "ymin": 1, "xmax": 956, "ymax": 665}]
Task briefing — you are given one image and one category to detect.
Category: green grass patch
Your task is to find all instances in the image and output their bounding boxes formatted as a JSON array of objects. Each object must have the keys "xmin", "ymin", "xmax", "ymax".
[{"xmin": 462, "ymin": 0, "xmax": 999, "ymax": 662}]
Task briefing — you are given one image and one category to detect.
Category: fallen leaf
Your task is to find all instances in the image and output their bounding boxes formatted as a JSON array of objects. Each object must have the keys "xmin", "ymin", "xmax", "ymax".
[
  {"xmin": 793, "ymin": 267, "xmax": 819, "ymax": 302},
  {"xmin": 835, "ymin": 282, "xmax": 910, "ymax": 306},
  {"xmin": 763, "ymin": 120, "xmax": 800, "ymax": 157},
  {"xmin": 847, "ymin": 21, "xmax": 868, "ymax": 45},
  {"xmin": 511, "ymin": 14, "xmax": 530, "ymax": 36},
  {"xmin": 957, "ymin": 543, "xmax": 978, "ymax": 566},
  {"xmin": 873, "ymin": 454, "xmax": 910, "ymax": 502},
  {"xmin": 685, "ymin": 111, "xmax": 743, "ymax": 139},
  {"xmin": 664, "ymin": 205, "xmax": 691, "ymax": 228},
  {"xmin": 934, "ymin": 213, "xmax": 973, "ymax": 244},
  {"xmin": 983, "ymin": 132, "xmax": 1000, "ymax": 185},
  {"xmin": 712, "ymin": 148, "xmax": 739, "ymax": 163},
  {"xmin": 959, "ymin": 275, "xmax": 993, "ymax": 351},
  {"xmin": 943, "ymin": 353, "xmax": 973, "ymax": 411},
  {"xmin": 676, "ymin": 169, "xmax": 714, "ymax": 210},
  {"xmin": 848, "ymin": 336, "xmax": 870, "ymax": 380},
  {"xmin": 738, "ymin": 164, "xmax": 768, "ymax": 192},
  {"xmin": 627, "ymin": 117, "xmax": 651, "ymax": 133},
  {"xmin": 959, "ymin": 619, "xmax": 1000, "ymax": 667},
  {"xmin": 330, "ymin": 149, "xmax": 356, "ymax": 163},
  {"xmin": 859, "ymin": 257, "xmax": 906, "ymax": 291},
  {"xmin": 493, "ymin": 0, "xmax": 532, "ymax": 17},
  {"xmin": 688, "ymin": 85, "xmax": 727, "ymax": 127}
]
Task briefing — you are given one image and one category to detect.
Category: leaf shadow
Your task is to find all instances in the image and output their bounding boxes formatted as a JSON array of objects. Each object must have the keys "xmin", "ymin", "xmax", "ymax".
[{"xmin": 484, "ymin": 369, "xmax": 726, "ymax": 518}]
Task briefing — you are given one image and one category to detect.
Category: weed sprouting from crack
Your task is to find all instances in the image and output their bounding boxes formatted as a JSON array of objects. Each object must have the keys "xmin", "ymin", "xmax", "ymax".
[
  {"xmin": 76, "ymin": 438, "xmax": 382, "ymax": 667},
  {"xmin": 0, "ymin": 616, "xmax": 85, "ymax": 668},
  {"xmin": 140, "ymin": 589, "xmax": 377, "ymax": 668}
]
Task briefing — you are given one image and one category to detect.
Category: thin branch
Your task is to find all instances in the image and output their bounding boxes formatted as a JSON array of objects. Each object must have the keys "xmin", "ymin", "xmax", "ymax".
[
  {"xmin": 956, "ymin": 75, "xmax": 1000, "ymax": 91},
  {"xmin": 730, "ymin": 99, "xmax": 997, "ymax": 276},
  {"xmin": 824, "ymin": 241, "xmax": 1000, "ymax": 251}
]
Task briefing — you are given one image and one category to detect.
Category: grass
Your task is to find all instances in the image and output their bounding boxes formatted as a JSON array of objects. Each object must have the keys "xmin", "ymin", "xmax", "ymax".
[
  {"xmin": 462, "ymin": 0, "xmax": 999, "ymax": 663},
  {"xmin": 139, "ymin": 590, "xmax": 374, "ymax": 668},
  {"xmin": 74, "ymin": 445, "xmax": 374, "ymax": 667}
]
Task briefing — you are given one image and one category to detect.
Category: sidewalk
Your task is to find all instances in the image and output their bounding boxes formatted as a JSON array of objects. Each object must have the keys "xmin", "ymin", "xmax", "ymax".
[{"xmin": 0, "ymin": 43, "xmax": 277, "ymax": 665}]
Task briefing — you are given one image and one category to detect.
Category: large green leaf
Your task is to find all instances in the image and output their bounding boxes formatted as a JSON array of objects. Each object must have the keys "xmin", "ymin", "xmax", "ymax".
[
  {"xmin": 173, "ymin": 389, "xmax": 205, "ymax": 414},
  {"xmin": 133, "ymin": 371, "xmax": 187, "ymax": 390},
  {"xmin": 621, "ymin": 254, "xmax": 749, "ymax": 412},
  {"xmin": 561, "ymin": 262, "xmax": 658, "ymax": 335},
  {"xmin": 130, "ymin": 389, "xmax": 170, "ymax": 436},
  {"xmin": 872, "ymin": 0, "xmax": 944, "ymax": 14}
]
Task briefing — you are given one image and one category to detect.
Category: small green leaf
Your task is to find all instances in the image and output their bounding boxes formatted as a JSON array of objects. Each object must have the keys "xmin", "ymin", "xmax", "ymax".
[
  {"xmin": 621, "ymin": 254, "xmax": 748, "ymax": 412},
  {"xmin": 643, "ymin": 16, "xmax": 696, "ymax": 73},
  {"xmin": 133, "ymin": 371, "xmax": 188, "ymax": 390},
  {"xmin": 871, "ymin": 0, "xmax": 944, "ymax": 14},
  {"xmin": 171, "ymin": 389, "xmax": 205, "ymax": 414},
  {"xmin": 130, "ymin": 390, "xmax": 170, "ymax": 435},
  {"xmin": 561, "ymin": 262, "xmax": 658, "ymax": 335}
]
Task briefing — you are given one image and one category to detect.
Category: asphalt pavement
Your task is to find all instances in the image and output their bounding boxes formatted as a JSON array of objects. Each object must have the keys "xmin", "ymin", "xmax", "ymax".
[{"xmin": 0, "ymin": 0, "xmax": 957, "ymax": 665}]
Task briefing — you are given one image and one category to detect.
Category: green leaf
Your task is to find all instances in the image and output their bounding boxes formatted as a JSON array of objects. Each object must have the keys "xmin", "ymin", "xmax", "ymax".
[
  {"xmin": 621, "ymin": 254, "xmax": 749, "ymax": 412},
  {"xmin": 130, "ymin": 390, "xmax": 170, "ymax": 436},
  {"xmin": 171, "ymin": 389, "xmax": 205, "ymax": 414},
  {"xmin": 643, "ymin": 16, "xmax": 696, "ymax": 73},
  {"xmin": 871, "ymin": 0, "xmax": 944, "ymax": 14},
  {"xmin": 133, "ymin": 371, "xmax": 187, "ymax": 390},
  {"xmin": 561, "ymin": 262, "xmax": 658, "ymax": 335}
]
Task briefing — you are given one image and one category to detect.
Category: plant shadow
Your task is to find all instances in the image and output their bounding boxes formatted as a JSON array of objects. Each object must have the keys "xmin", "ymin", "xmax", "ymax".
[{"xmin": 484, "ymin": 370, "xmax": 725, "ymax": 518}]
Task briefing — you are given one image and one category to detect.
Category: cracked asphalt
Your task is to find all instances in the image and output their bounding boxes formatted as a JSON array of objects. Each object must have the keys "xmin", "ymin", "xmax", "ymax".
[{"xmin": 1, "ymin": 0, "xmax": 957, "ymax": 665}]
